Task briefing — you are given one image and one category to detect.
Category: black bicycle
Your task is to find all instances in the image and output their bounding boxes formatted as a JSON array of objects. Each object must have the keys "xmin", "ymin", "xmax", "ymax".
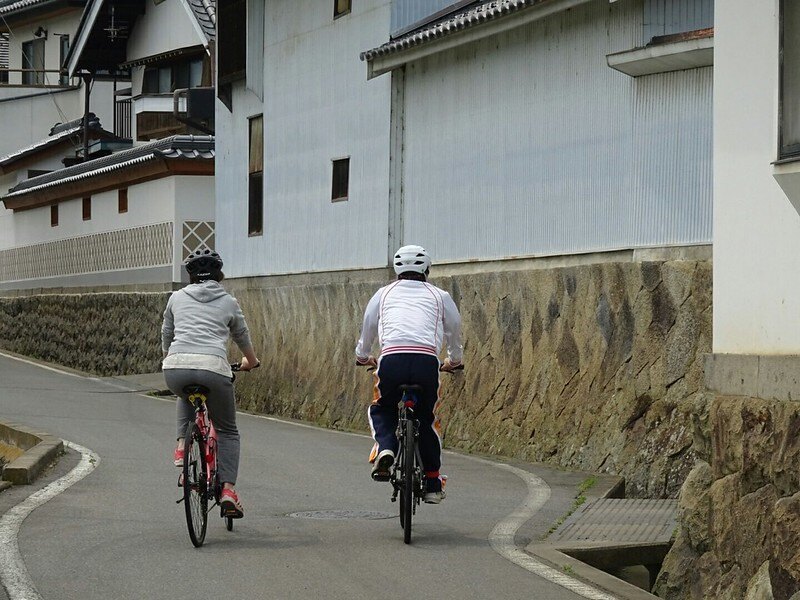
[{"xmin": 392, "ymin": 384, "xmax": 426, "ymax": 544}]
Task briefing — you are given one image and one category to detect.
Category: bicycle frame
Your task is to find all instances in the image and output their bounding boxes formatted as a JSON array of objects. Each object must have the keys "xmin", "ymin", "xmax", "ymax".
[
  {"xmin": 188, "ymin": 396, "xmax": 221, "ymax": 508},
  {"xmin": 390, "ymin": 390, "xmax": 425, "ymax": 543}
]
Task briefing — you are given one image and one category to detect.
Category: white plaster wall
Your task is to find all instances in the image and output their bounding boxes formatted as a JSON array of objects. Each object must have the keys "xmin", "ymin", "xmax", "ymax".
[
  {"xmin": 713, "ymin": 0, "xmax": 800, "ymax": 353},
  {"xmin": 0, "ymin": 92, "xmax": 81, "ymax": 157},
  {"xmin": 6, "ymin": 12, "xmax": 81, "ymax": 76},
  {"xmin": 215, "ymin": 0, "xmax": 392, "ymax": 278},
  {"xmin": 0, "ymin": 10, "xmax": 116, "ymax": 158},
  {"xmin": 11, "ymin": 177, "xmax": 177, "ymax": 246},
  {"xmin": 0, "ymin": 203, "xmax": 14, "ymax": 250},
  {"xmin": 125, "ymin": 0, "xmax": 205, "ymax": 61}
]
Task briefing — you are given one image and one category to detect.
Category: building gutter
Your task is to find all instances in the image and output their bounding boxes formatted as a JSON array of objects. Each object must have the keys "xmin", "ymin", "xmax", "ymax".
[{"xmin": 364, "ymin": 0, "xmax": 593, "ymax": 79}]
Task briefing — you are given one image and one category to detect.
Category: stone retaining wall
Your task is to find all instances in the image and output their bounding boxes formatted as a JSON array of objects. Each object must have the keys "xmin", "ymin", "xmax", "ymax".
[
  {"xmin": 655, "ymin": 396, "xmax": 800, "ymax": 599},
  {"xmin": 0, "ymin": 293, "xmax": 166, "ymax": 375},
  {"xmin": 228, "ymin": 257, "xmax": 712, "ymax": 498},
  {"xmin": 0, "ymin": 256, "xmax": 712, "ymax": 498}
]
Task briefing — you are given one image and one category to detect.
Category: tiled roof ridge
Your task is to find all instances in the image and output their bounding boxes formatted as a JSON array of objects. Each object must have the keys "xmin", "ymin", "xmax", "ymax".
[
  {"xmin": 361, "ymin": 0, "xmax": 542, "ymax": 62},
  {"xmin": 50, "ymin": 112, "xmax": 101, "ymax": 136},
  {"xmin": 8, "ymin": 135, "xmax": 214, "ymax": 195},
  {"xmin": 181, "ymin": 0, "xmax": 216, "ymax": 42}
]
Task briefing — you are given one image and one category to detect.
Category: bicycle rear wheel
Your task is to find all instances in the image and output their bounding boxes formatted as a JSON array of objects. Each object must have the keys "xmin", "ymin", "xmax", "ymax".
[
  {"xmin": 400, "ymin": 418, "xmax": 415, "ymax": 544},
  {"xmin": 183, "ymin": 422, "xmax": 208, "ymax": 547}
]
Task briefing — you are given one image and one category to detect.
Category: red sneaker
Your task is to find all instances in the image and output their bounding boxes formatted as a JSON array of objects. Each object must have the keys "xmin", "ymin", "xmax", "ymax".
[
  {"xmin": 220, "ymin": 489, "xmax": 244, "ymax": 519},
  {"xmin": 173, "ymin": 447, "xmax": 184, "ymax": 467}
]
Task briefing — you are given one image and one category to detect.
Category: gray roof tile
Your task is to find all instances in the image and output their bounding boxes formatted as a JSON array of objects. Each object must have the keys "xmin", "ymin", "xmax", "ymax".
[
  {"xmin": 361, "ymin": 0, "xmax": 542, "ymax": 62},
  {"xmin": 5, "ymin": 135, "xmax": 214, "ymax": 198}
]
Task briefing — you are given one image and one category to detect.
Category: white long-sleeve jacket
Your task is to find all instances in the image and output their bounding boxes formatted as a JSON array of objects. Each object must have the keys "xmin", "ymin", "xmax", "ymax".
[{"xmin": 355, "ymin": 279, "xmax": 463, "ymax": 364}]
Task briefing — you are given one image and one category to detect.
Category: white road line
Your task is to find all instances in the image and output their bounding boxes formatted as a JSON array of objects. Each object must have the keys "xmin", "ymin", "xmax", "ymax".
[
  {"xmin": 0, "ymin": 352, "xmax": 89, "ymax": 380},
  {"xmin": 485, "ymin": 461, "xmax": 618, "ymax": 600},
  {"xmin": 0, "ymin": 441, "xmax": 99, "ymax": 600}
]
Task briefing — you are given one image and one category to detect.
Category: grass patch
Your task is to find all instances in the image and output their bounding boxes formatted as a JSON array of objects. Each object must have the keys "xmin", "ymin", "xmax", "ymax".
[
  {"xmin": 562, "ymin": 564, "xmax": 575, "ymax": 575},
  {"xmin": 543, "ymin": 475, "xmax": 600, "ymax": 539}
]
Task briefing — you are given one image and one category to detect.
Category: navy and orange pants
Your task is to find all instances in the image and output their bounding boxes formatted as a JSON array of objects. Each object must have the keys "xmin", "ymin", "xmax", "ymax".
[{"xmin": 368, "ymin": 353, "xmax": 442, "ymax": 479}]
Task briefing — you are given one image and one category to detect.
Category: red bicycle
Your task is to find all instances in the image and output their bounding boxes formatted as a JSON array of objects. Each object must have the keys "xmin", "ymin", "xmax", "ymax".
[{"xmin": 177, "ymin": 363, "xmax": 249, "ymax": 547}]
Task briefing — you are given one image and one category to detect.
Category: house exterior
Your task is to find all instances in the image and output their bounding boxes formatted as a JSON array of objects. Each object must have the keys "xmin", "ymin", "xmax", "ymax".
[
  {"xmin": 0, "ymin": 0, "xmax": 218, "ymax": 292},
  {"xmin": 216, "ymin": 0, "xmax": 713, "ymax": 277},
  {"xmin": 0, "ymin": 0, "xmax": 116, "ymax": 157},
  {"xmin": 214, "ymin": 0, "xmax": 393, "ymax": 275}
]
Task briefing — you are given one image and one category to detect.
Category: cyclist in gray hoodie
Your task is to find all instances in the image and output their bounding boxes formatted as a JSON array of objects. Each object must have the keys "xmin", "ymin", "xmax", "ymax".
[{"xmin": 161, "ymin": 249, "xmax": 259, "ymax": 518}]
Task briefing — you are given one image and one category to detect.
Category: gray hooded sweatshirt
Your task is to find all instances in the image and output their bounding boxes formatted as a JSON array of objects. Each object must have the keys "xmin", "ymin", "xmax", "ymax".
[{"xmin": 161, "ymin": 281, "xmax": 253, "ymax": 359}]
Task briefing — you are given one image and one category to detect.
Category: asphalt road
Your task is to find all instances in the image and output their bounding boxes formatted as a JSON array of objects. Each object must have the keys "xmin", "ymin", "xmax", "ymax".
[{"xmin": 0, "ymin": 353, "xmax": 603, "ymax": 600}]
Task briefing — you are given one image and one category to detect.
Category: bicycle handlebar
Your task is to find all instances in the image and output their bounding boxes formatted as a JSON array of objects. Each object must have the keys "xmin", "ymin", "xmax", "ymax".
[
  {"xmin": 356, "ymin": 361, "xmax": 464, "ymax": 373},
  {"xmin": 230, "ymin": 361, "xmax": 261, "ymax": 373}
]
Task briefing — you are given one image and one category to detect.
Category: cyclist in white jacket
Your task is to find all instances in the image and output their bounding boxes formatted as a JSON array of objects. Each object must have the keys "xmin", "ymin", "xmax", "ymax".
[{"xmin": 355, "ymin": 245, "xmax": 463, "ymax": 504}]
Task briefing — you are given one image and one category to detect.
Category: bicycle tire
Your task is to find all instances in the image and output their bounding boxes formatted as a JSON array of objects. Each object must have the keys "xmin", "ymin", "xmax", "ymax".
[
  {"xmin": 183, "ymin": 422, "xmax": 208, "ymax": 547},
  {"xmin": 401, "ymin": 417, "xmax": 414, "ymax": 544}
]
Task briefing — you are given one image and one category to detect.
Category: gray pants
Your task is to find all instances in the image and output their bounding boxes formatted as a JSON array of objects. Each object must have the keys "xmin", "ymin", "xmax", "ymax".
[{"xmin": 165, "ymin": 368, "xmax": 240, "ymax": 485}]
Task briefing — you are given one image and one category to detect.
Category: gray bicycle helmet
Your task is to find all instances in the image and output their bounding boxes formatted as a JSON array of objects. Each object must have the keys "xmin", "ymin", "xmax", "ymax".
[{"xmin": 185, "ymin": 248, "xmax": 223, "ymax": 279}]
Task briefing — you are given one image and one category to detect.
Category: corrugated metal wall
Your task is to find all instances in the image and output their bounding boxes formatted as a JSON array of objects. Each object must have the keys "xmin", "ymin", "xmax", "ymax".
[
  {"xmin": 399, "ymin": 0, "xmax": 712, "ymax": 263},
  {"xmin": 391, "ymin": 0, "xmax": 465, "ymax": 37},
  {"xmin": 215, "ymin": 0, "xmax": 392, "ymax": 277},
  {"xmin": 643, "ymin": 0, "xmax": 713, "ymax": 40}
]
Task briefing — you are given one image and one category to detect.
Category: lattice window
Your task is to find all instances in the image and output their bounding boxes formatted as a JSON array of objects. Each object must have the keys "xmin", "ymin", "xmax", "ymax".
[
  {"xmin": 0, "ymin": 222, "xmax": 173, "ymax": 282},
  {"xmin": 182, "ymin": 221, "xmax": 215, "ymax": 260}
]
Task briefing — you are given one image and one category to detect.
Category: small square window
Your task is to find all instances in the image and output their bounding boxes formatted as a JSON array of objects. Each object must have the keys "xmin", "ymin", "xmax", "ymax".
[
  {"xmin": 118, "ymin": 188, "xmax": 128, "ymax": 213},
  {"xmin": 331, "ymin": 157, "xmax": 350, "ymax": 202},
  {"xmin": 334, "ymin": 0, "xmax": 351, "ymax": 19},
  {"xmin": 82, "ymin": 197, "xmax": 91, "ymax": 221},
  {"xmin": 50, "ymin": 204, "xmax": 58, "ymax": 227}
]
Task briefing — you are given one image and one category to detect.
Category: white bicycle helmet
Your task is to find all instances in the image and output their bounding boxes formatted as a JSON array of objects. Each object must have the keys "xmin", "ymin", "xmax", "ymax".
[{"xmin": 393, "ymin": 245, "xmax": 431, "ymax": 275}]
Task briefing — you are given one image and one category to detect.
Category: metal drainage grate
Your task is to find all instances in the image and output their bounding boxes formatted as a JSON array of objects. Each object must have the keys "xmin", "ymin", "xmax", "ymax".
[{"xmin": 287, "ymin": 510, "xmax": 395, "ymax": 520}]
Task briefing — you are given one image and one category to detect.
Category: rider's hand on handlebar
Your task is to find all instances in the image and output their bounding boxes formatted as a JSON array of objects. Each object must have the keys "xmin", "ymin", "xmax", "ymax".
[
  {"xmin": 440, "ymin": 359, "xmax": 464, "ymax": 373},
  {"xmin": 239, "ymin": 356, "xmax": 261, "ymax": 371},
  {"xmin": 356, "ymin": 356, "xmax": 378, "ymax": 369}
]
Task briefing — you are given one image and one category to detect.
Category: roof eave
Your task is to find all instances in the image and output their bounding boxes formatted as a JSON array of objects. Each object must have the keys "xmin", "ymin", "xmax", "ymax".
[
  {"xmin": 64, "ymin": 0, "xmax": 105, "ymax": 77},
  {"xmin": 0, "ymin": 128, "xmax": 115, "ymax": 175},
  {"xmin": 176, "ymin": 0, "xmax": 213, "ymax": 49},
  {"xmin": 362, "ymin": 0, "xmax": 593, "ymax": 80},
  {"xmin": 1, "ymin": 155, "xmax": 213, "ymax": 210},
  {"xmin": 0, "ymin": 0, "xmax": 80, "ymax": 25}
]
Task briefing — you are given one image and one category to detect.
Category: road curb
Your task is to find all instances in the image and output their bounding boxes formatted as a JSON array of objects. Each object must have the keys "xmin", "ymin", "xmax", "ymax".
[{"xmin": 0, "ymin": 421, "xmax": 64, "ymax": 485}]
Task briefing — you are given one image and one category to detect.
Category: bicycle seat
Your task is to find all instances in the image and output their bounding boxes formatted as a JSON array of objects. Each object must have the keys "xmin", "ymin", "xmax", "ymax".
[
  {"xmin": 398, "ymin": 384, "xmax": 423, "ymax": 395},
  {"xmin": 183, "ymin": 384, "xmax": 209, "ymax": 396}
]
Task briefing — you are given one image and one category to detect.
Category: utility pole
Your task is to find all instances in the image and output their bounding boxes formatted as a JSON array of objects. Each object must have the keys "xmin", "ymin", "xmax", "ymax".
[{"xmin": 81, "ymin": 71, "xmax": 92, "ymax": 161}]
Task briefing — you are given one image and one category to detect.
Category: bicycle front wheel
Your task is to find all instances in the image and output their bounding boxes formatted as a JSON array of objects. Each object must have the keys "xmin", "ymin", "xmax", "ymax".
[
  {"xmin": 183, "ymin": 422, "xmax": 208, "ymax": 547},
  {"xmin": 401, "ymin": 418, "xmax": 415, "ymax": 544}
]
